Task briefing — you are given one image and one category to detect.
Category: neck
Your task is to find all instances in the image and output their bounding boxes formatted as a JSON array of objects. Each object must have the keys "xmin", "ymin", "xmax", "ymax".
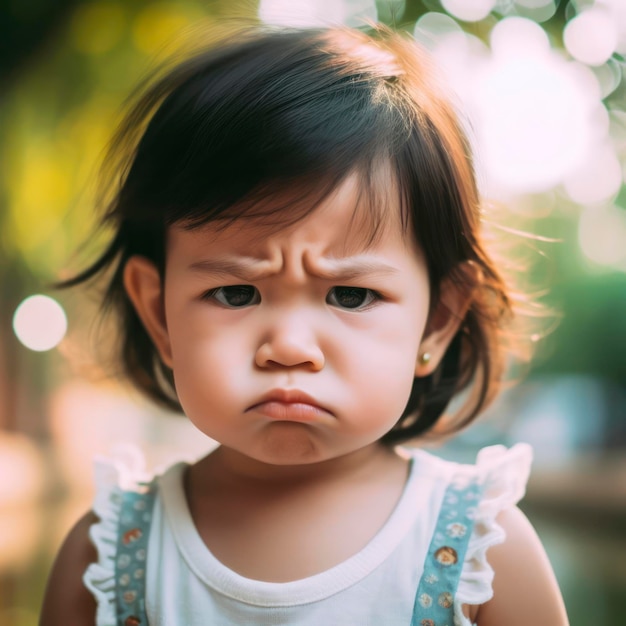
[{"xmin": 194, "ymin": 442, "xmax": 404, "ymax": 491}]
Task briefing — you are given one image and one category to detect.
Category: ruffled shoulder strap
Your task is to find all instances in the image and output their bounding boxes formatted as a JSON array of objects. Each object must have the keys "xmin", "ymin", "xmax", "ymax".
[
  {"xmin": 410, "ymin": 443, "xmax": 532, "ymax": 626},
  {"xmin": 83, "ymin": 446, "xmax": 157, "ymax": 626},
  {"xmin": 410, "ymin": 467, "xmax": 484, "ymax": 625},
  {"xmin": 454, "ymin": 443, "xmax": 533, "ymax": 624}
]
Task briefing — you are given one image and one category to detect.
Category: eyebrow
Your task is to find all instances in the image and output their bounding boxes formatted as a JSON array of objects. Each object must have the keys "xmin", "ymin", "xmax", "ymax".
[
  {"xmin": 188, "ymin": 258, "xmax": 273, "ymax": 281},
  {"xmin": 187, "ymin": 257, "xmax": 400, "ymax": 281}
]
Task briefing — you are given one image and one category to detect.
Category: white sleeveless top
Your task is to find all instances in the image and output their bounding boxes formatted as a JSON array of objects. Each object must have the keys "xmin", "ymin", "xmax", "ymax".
[{"xmin": 84, "ymin": 443, "xmax": 532, "ymax": 626}]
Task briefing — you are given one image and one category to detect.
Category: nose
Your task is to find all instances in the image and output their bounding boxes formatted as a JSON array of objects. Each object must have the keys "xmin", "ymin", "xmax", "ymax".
[{"xmin": 255, "ymin": 313, "xmax": 325, "ymax": 371}]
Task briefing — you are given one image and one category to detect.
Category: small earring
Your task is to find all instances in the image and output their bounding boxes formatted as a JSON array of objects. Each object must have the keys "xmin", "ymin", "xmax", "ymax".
[{"xmin": 419, "ymin": 352, "xmax": 431, "ymax": 366}]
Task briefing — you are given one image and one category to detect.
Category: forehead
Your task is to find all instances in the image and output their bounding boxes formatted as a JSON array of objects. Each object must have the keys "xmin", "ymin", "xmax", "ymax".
[{"xmin": 167, "ymin": 171, "xmax": 415, "ymax": 259}]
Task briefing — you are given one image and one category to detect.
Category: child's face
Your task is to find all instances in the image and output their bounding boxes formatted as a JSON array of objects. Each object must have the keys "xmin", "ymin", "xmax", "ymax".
[{"xmin": 125, "ymin": 175, "xmax": 461, "ymax": 466}]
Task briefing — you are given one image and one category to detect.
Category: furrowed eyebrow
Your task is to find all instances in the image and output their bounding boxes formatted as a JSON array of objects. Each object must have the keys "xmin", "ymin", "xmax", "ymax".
[
  {"xmin": 188, "ymin": 258, "xmax": 272, "ymax": 281},
  {"xmin": 312, "ymin": 259, "xmax": 400, "ymax": 281},
  {"xmin": 188, "ymin": 257, "xmax": 400, "ymax": 281}
]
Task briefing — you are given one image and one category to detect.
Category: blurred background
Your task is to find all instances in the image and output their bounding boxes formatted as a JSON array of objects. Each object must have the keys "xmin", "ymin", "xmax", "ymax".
[{"xmin": 0, "ymin": 0, "xmax": 625, "ymax": 623}]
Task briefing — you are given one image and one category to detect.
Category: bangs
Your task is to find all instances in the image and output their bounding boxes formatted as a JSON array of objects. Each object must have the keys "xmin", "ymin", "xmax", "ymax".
[{"xmin": 178, "ymin": 160, "xmax": 408, "ymax": 256}]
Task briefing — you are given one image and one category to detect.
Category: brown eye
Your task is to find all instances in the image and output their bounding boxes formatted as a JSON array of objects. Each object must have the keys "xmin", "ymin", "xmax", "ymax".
[
  {"xmin": 208, "ymin": 286, "xmax": 260, "ymax": 307},
  {"xmin": 326, "ymin": 287, "xmax": 378, "ymax": 310}
]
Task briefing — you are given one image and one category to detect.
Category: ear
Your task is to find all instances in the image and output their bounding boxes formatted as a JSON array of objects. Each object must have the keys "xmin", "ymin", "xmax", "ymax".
[
  {"xmin": 123, "ymin": 255, "xmax": 173, "ymax": 368},
  {"xmin": 415, "ymin": 262, "xmax": 480, "ymax": 377}
]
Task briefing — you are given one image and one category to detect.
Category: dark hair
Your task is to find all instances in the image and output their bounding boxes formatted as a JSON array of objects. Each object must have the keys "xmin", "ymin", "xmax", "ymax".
[{"xmin": 63, "ymin": 25, "xmax": 518, "ymax": 444}]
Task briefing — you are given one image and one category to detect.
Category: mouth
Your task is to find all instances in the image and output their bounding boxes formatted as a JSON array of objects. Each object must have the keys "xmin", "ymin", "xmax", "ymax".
[{"xmin": 247, "ymin": 389, "xmax": 333, "ymax": 422}]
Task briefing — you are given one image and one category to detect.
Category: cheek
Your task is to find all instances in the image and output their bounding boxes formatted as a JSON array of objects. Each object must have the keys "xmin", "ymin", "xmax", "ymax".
[
  {"xmin": 355, "ymin": 349, "xmax": 418, "ymax": 417},
  {"xmin": 333, "ymin": 309, "xmax": 425, "ymax": 423},
  {"xmin": 166, "ymin": 311, "xmax": 250, "ymax": 409},
  {"xmin": 167, "ymin": 298, "xmax": 246, "ymax": 364}
]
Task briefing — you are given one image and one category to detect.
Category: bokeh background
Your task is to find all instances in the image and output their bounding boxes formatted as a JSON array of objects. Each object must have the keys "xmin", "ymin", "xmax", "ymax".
[{"xmin": 1, "ymin": 0, "xmax": 625, "ymax": 624}]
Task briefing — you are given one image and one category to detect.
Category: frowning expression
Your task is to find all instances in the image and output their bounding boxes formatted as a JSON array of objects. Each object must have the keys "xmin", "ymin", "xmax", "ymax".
[{"xmin": 127, "ymin": 176, "xmax": 438, "ymax": 466}]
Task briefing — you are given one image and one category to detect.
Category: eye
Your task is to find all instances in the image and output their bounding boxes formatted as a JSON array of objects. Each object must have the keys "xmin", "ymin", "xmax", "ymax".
[
  {"xmin": 205, "ymin": 285, "xmax": 260, "ymax": 308},
  {"xmin": 326, "ymin": 286, "xmax": 380, "ymax": 310}
]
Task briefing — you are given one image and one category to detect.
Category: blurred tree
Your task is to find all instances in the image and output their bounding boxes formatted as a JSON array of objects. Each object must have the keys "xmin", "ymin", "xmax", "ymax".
[
  {"xmin": 0, "ymin": 0, "xmax": 92, "ymax": 432},
  {"xmin": 0, "ymin": 0, "xmax": 88, "ymax": 87}
]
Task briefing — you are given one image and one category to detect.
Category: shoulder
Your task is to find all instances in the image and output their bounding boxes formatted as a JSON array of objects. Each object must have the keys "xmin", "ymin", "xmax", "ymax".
[
  {"xmin": 40, "ymin": 511, "xmax": 98, "ymax": 626},
  {"xmin": 475, "ymin": 506, "xmax": 569, "ymax": 626}
]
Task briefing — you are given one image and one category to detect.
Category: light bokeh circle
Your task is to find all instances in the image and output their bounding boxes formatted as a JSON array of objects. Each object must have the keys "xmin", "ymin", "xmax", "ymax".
[
  {"xmin": 564, "ymin": 8, "xmax": 618, "ymax": 66},
  {"xmin": 13, "ymin": 295, "xmax": 68, "ymax": 352},
  {"xmin": 578, "ymin": 205, "xmax": 626, "ymax": 268},
  {"xmin": 441, "ymin": 0, "xmax": 496, "ymax": 22}
]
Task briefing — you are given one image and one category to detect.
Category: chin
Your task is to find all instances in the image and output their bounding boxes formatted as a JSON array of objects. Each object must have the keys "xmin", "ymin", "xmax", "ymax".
[{"xmin": 251, "ymin": 426, "xmax": 332, "ymax": 466}]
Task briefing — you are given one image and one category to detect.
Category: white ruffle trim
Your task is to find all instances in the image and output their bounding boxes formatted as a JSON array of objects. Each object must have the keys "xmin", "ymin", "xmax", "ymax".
[
  {"xmin": 82, "ymin": 445, "xmax": 151, "ymax": 626},
  {"xmin": 453, "ymin": 443, "xmax": 533, "ymax": 626}
]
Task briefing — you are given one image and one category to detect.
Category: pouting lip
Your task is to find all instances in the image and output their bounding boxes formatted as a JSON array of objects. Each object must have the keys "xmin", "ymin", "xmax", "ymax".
[{"xmin": 247, "ymin": 389, "xmax": 333, "ymax": 416}]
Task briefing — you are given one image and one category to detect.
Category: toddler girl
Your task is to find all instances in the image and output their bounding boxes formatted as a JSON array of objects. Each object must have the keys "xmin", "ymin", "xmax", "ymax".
[{"xmin": 41, "ymin": 25, "xmax": 569, "ymax": 626}]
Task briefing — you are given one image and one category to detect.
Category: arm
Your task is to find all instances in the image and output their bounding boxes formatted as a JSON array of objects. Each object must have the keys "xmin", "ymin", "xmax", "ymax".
[
  {"xmin": 39, "ymin": 512, "xmax": 99, "ymax": 626},
  {"xmin": 475, "ymin": 506, "xmax": 569, "ymax": 626}
]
